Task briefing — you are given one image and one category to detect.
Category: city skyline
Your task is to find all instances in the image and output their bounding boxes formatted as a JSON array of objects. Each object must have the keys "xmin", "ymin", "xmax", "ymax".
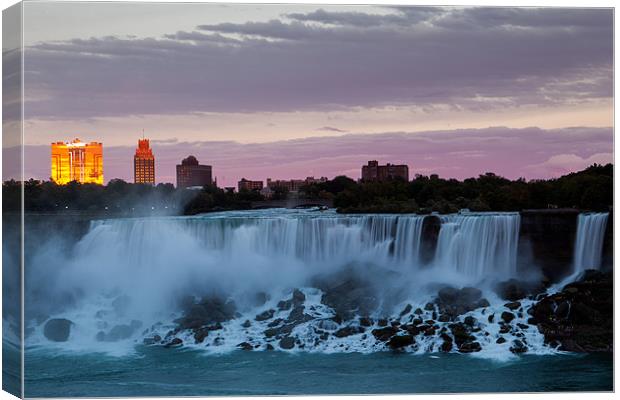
[{"xmin": 5, "ymin": 4, "xmax": 612, "ymax": 186}]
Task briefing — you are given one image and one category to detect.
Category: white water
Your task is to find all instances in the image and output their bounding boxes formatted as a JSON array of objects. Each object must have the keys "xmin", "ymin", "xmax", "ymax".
[
  {"xmin": 22, "ymin": 209, "xmax": 601, "ymax": 359},
  {"xmin": 573, "ymin": 212, "xmax": 609, "ymax": 273}
]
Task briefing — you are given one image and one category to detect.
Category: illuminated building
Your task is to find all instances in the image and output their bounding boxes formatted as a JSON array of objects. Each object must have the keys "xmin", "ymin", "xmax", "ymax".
[
  {"xmin": 238, "ymin": 178, "xmax": 263, "ymax": 191},
  {"xmin": 176, "ymin": 155, "xmax": 212, "ymax": 188},
  {"xmin": 51, "ymin": 138, "xmax": 103, "ymax": 185},
  {"xmin": 361, "ymin": 160, "xmax": 409, "ymax": 182},
  {"xmin": 134, "ymin": 138, "xmax": 155, "ymax": 184}
]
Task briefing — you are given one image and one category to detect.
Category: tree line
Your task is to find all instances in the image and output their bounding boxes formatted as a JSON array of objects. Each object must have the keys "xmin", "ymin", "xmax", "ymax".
[{"xmin": 3, "ymin": 163, "xmax": 612, "ymax": 215}]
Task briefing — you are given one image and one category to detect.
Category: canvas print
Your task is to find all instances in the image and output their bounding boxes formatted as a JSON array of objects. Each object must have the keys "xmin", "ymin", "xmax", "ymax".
[{"xmin": 2, "ymin": 1, "xmax": 614, "ymax": 398}]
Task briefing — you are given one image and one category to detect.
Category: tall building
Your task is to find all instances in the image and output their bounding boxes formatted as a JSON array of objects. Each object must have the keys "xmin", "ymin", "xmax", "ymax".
[
  {"xmin": 176, "ymin": 155, "xmax": 212, "ymax": 188},
  {"xmin": 51, "ymin": 138, "xmax": 103, "ymax": 185},
  {"xmin": 361, "ymin": 160, "xmax": 409, "ymax": 182},
  {"xmin": 134, "ymin": 138, "xmax": 155, "ymax": 184},
  {"xmin": 238, "ymin": 178, "xmax": 263, "ymax": 191}
]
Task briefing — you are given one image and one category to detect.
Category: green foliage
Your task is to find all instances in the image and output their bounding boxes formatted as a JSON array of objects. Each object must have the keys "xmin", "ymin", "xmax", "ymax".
[{"xmin": 308, "ymin": 164, "xmax": 613, "ymax": 213}]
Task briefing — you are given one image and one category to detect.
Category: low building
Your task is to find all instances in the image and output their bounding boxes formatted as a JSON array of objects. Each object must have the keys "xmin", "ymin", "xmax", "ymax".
[
  {"xmin": 266, "ymin": 176, "xmax": 328, "ymax": 192},
  {"xmin": 238, "ymin": 178, "xmax": 264, "ymax": 192},
  {"xmin": 361, "ymin": 160, "xmax": 409, "ymax": 182},
  {"xmin": 176, "ymin": 155, "xmax": 212, "ymax": 188}
]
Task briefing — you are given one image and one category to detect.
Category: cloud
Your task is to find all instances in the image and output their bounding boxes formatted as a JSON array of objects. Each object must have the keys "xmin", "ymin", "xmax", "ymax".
[
  {"xmin": 317, "ymin": 126, "xmax": 347, "ymax": 133},
  {"xmin": 525, "ymin": 152, "xmax": 613, "ymax": 177},
  {"xmin": 18, "ymin": 126, "xmax": 613, "ymax": 187},
  {"xmin": 23, "ymin": 6, "xmax": 612, "ymax": 120}
]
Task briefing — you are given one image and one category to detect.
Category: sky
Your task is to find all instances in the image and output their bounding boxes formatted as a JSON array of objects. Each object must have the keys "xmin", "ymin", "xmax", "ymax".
[{"xmin": 10, "ymin": 3, "xmax": 614, "ymax": 185}]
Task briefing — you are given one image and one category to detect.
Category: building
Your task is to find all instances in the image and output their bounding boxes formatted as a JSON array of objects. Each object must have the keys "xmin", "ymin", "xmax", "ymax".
[
  {"xmin": 134, "ymin": 138, "xmax": 155, "ymax": 184},
  {"xmin": 51, "ymin": 138, "xmax": 103, "ymax": 185},
  {"xmin": 176, "ymin": 155, "xmax": 212, "ymax": 188},
  {"xmin": 238, "ymin": 178, "xmax": 263, "ymax": 192},
  {"xmin": 266, "ymin": 176, "xmax": 328, "ymax": 192},
  {"xmin": 361, "ymin": 160, "xmax": 409, "ymax": 182}
]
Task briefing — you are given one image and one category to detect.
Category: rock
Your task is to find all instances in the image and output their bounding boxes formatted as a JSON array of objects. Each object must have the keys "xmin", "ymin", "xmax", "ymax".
[
  {"xmin": 164, "ymin": 338, "xmax": 183, "ymax": 348},
  {"xmin": 435, "ymin": 287, "xmax": 486, "ymax": 320},
  {"xmin": 267, "ymin": 318, "xmax": 284, "ymax": 327},
  {"xmin": 510, "ymin": 339, "xmax": 528, "ymax": 354},
  {"xmin": 448, "ymin": 322, "xmax": 474, "ymax": 347},
  {"xmin": 499, "ymin": 325, "xmax": 511, "ymax": 334},
  {"xmin": 237, "ymin": 342, "xmax": 253, "ymax": 351},
  {"xmin": 143, "ymin": 335, "xmax": 161, "ymax": 345},
  {"xmin": 43, "ymin": 318, "xmax": 73, "ymax": 342},
  {"xmin": 277, "ymin": 300, "xmax": 292, "ymax": 311},
  {"xmin": 458, "ymin": 341, "xmax": 481, "ymax": 353},
  {"xmin": 242, "ymin": 320, "xmax": 252, "ymax": 328},
  {"xmin": 531, "ymin": 270, "xmax": 612, "ymax": 352},
  {"xmin": 287, "ymin": 306, "xmax": 313, "ymax": 324},
  {"xmin": 496, "ymin": 337, "xmax": 507, "ymax": 344},
  {"xmin": 517, "ymin": 323, "xmax": 529, "ymax": 330},
  {"xmin": 504, "ymin": 302, "xmax": 521, "ymax": 311},
  {"xmin": 487, "ymin": 314, "xmax": 494, "ymax": 323},
  {"xmin": 175, "ymin": 297, "xmax": 236, "ymax": 330},
  {"xmin": 501, "ymin": 312, "xmax": 515, "ymax": 323},
  {"xmin": 265, "ymin": 343, "xmax": 274, "ymax": 351},
  {"xmin": 255, "ymin": 309, "xmax": 275, "ymax": 321},
  {"xmin": 414, "ymin": 308, "xmax": 423, "ymax": 315},
  {"xmin": 279, "ymin": 336, "xmax": 295, "ymax": 349},
  {"xmin": 424, "ymin": 302, "xmax": 435, "ymax": 311},
  {"xmin": 292, "ymin": 289, "xmax": 305, "ymax": 305},
  {"xmin": 193, "ymin": 328, "xmax": 209, "ymax": 344},
  {"xmin": 438, "ymin": 314, "xmax": 450, "ymax": 322},
  {"xmin": 371, "ymin": 326, "xmax": 398, "ymax": 341},
  {"xmin": 399, "ymin": 304, "xmax": 413, "ymax": 316},
  {"xmin": 378, "ymin": 319, "xmax": 388, "ymax": 327},
  {"xmin": 318, "ymin": 276, "xmax": 377, "ymax": 321},
  {"xmin": 400, "ymin": 324, "xmax": 420, "ymax": 335},
  {"xmin": 463, "ymin": 316, "xmax": 476, "ymax": 327},
  {"xmin": 495, "ymin": 279, "xmax": 545, "ymax": 301},
  {"xmin": 334, "ymin": 326, "xmax": 365, "ymax": 338},
  {"xmin": 440, "ymin": 333, "xmax": 453, "ymax": 352},
  {"xmin": 387, "ymin": 334, "xmax": 415, "ymax": 349},
  {"xmin": 359, "ymin": 317, "xmax": 373, "ymax": 327}
]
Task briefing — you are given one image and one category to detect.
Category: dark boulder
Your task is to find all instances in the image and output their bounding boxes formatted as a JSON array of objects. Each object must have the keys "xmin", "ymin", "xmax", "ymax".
[
  {"xmin": 510, "ymin": 339, "xmax": 528, "ymax": 354},
  {"xmin": 292, "ymin": 289, "xmax": 305, "ymax": 306},
  {"xmin": 164, "ymin": 338, "xmax": 183, "ymax": 348},
  {"xmin": 43, "ymin": 318, "xmax": 73, "ymax": 342},
  {"xmin": 387, "ymin": 334, "xmax": 415, "ymax": 349},
  {"xmin": 495, "ymin": 279, "xmax": 545, "ymax": 301},
  {"xmin": 496, "ymin": 337, "xmax": 507, "ymax": 344},
  {"xmin": 334, "ymin": 326, "xmax": 365, "ymax": 338},
  {"xmin": 279, "ymin": 336, "xmax": 296, "ymax": 349},
  {"xmin": 193, "ymin": 328, "xmax": 209, "ymax": 344},
  {"xmin": 531, "ymin": 270, "xmax": 612, "ymax": 352},
  {"xmin": 359, "ymin": 317, "xmax": 373, "ymax": 327},
  {"xmin": 267, "ymin": 318, "xmax": 284, "ymax": 328},
  {"xmin": 277, "ymin": 300, "xmax": 292, "ymax": 311},
  {"xmin": 501, "ymin": 312, "xmax": 515, "ymax": 323},
  {"xmin": 458, "ymin": 341, "xmax": 481, "ymax": 353},
  {"xmin": 237, "ymin": 342, "xmax": 253, "ymax": 351},
  {"xmin": 435, "ymin": 287, "xmax": 488, "ymax": 320},
  {"xmin": 504, "ymin": 302, "xmax": 521, "ymax": 311},
  {"xmin": 372, "ymin": 326, "xmax": 398, "ymax": 342},
  {"xmin": 399, "ymin": 304, "xmax": 413, "ymax": 317},
  {"xmin": 255, "ymin": 309, "xmax": 275, "ymax": 321},
  {"xmin": 242, "ymin": 320, "xmax": 252, "ymax": 328},
  {"xmin": 448, "ymin": 322, "xmax": 474, "ymax": 348},
  {"xmin": 318, "ymin": 276, "xmax": 377, "ymax": 321},
  {"xmin": 463, "ymin": 316, "xmax": 476, "ymax": 327},
  {"xmin": 440, "ymin": 333, "xmax": 453, "ymax": 352},
  {"xmin": 175, "ymin": 297, "xmax": 236, "ymax": 330}
]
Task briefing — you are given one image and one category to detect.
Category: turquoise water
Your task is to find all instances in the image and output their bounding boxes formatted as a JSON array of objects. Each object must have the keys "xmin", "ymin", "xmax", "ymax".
[{"xmin": 24, "ymin": 346, "xmax": 612, "ymax": 397}]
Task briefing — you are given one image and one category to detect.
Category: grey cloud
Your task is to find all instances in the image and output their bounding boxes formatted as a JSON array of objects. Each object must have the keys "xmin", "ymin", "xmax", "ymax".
[{"xmin": 23, "ymin": 6, "xmax": 612, "ymax": 119}]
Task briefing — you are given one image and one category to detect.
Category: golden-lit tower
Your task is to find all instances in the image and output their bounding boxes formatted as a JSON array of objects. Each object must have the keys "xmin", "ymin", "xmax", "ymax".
[
  {"xmin": 134, "ymin": 138, "xmax": 155, "ymax": 184},
  {"xmin": 51, "ymin": 138, "xmax": 104, "ymax": 185}
]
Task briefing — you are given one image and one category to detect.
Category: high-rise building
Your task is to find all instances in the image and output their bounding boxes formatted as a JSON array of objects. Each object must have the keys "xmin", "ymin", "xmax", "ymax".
[
  {"xmin": 51, "ymin": 138, "xmax": 103, "ymax": 185},
  {"xmin": 176, "ymin": 155, "xmax": 213, "ymax": 188},
  {"xmin": 134, "ymin": 138, "xmax": 155, "ymax": 184},
  {"xmin": 361, "ymin": 160, "xmax": 409, "ymax": 182},
  {"xmin": 238, "ymin": 178, "xmax": 263, "ymax": 191}
]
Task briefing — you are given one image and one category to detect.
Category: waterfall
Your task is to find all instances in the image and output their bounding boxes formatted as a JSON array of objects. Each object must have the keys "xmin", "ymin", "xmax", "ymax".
[
  {"xmin": 434, "ymin": 213, "xmax": 520, "ymax": 278},
  {"xmin": 87, "ymin": 211, "xmax": 427, "ymax": 268},
  {"xmin": 573, "ymin": 212, "xmax": 609, "ymax": 273}
]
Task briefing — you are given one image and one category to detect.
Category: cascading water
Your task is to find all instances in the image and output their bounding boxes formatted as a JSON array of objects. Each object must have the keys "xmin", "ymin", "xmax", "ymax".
[
  {"xmin": 573, "ymin": 212, "xmax": 609, "ymax": 273},
  {"xmin": 434, "ymin": 213, "xmax": 520, "ymax": 278},
  {"xmin": 23, "ymin": 209, "xmax": 603, "ymax": 359}
]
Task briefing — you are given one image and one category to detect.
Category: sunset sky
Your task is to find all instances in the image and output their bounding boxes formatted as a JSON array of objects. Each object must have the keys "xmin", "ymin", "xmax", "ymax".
[{"xmin": 14, "ymin": 3, "xmax": 613, "ymax": 185}]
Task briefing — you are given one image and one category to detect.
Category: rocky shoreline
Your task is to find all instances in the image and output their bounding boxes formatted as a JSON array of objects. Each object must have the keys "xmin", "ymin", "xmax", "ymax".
[{"xmin": 41, "ymin": 268, "xmax": 611, "ymax": 355}]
